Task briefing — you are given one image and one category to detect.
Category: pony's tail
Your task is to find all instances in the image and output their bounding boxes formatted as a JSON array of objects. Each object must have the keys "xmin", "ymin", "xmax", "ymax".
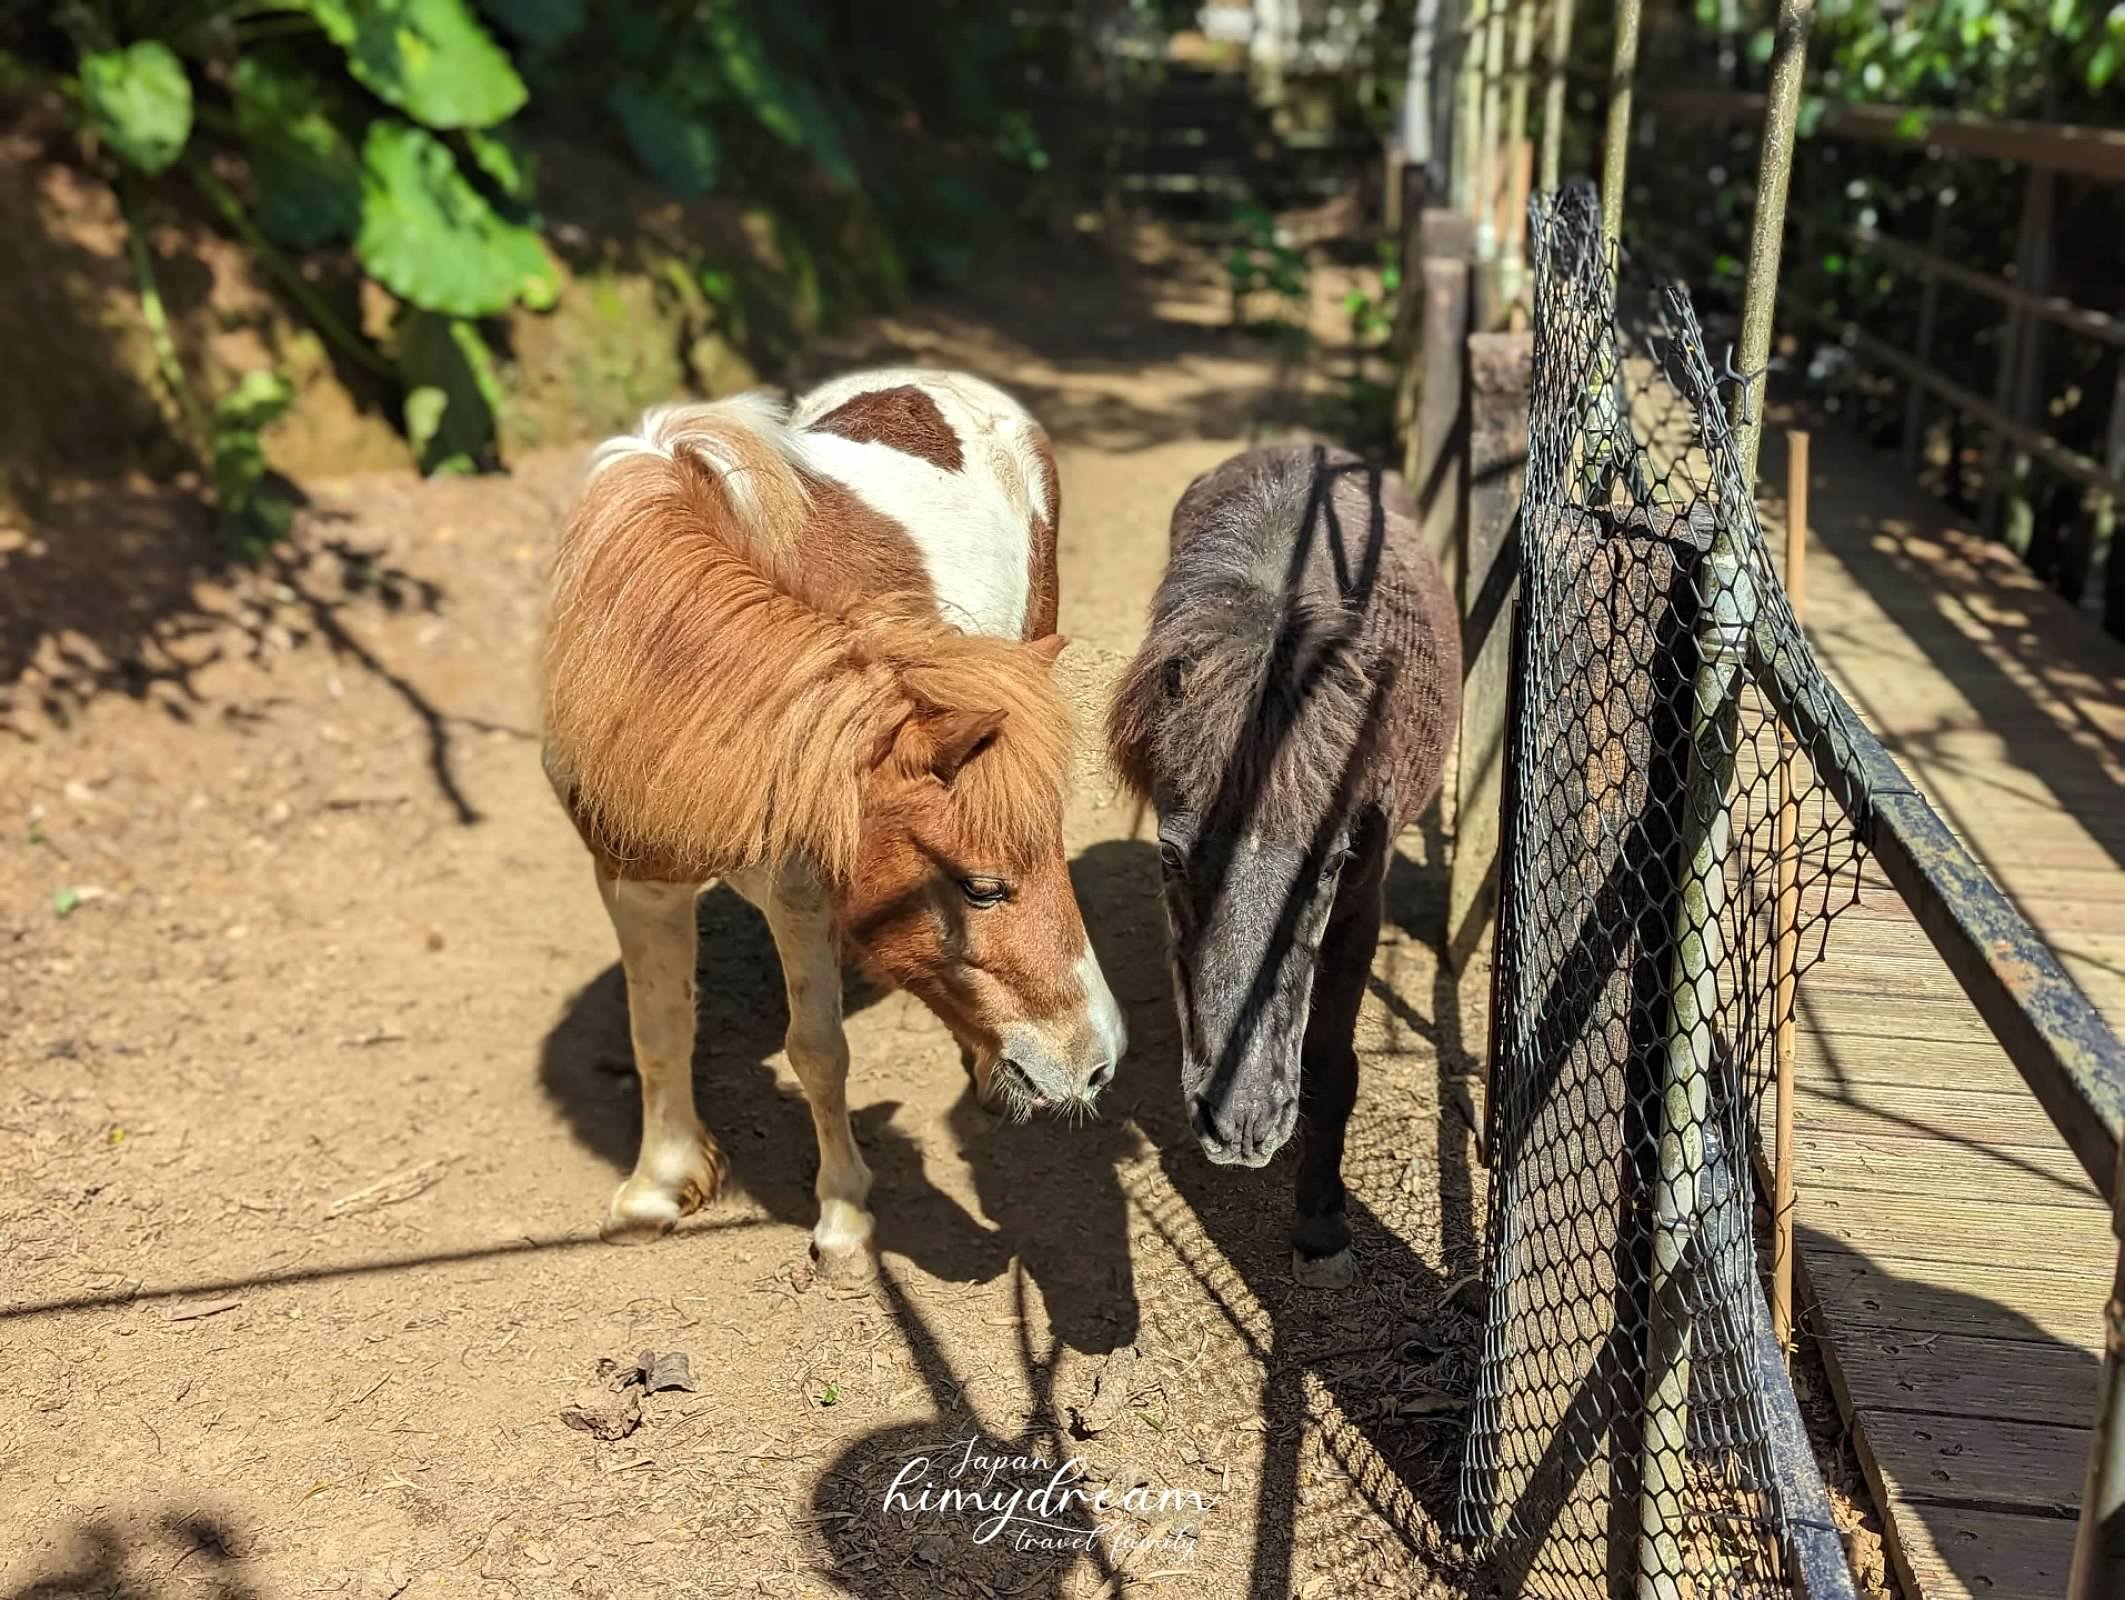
[{"xmin": 541, "ymin": 394, "xmax": 832, "ymax": 879}]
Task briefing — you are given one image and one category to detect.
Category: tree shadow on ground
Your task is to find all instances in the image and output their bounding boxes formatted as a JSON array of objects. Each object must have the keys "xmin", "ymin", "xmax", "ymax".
[{"xmin": 5, "ymin": 1512, "xmax": 257, "ymax": 1600}]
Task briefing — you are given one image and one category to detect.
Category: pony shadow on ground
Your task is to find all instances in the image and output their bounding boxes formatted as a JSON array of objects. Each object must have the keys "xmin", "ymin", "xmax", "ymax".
[
  {"xmin": 538, "ymin": 884, "xmax": 1018, "ymax": 1284},
  {"xmin": 541, "ymin": 872, "xmax": 1148, "ymax": 1597},
  {"xmin": 803, "ymin": 836, "xmax": 1486, "ymax": 1598}
]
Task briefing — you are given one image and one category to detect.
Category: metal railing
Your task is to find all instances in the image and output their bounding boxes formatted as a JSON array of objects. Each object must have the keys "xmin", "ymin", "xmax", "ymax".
[
  {"xmin": 1387, "ymin": 6, "xmax": 2125, "ymax": 1593},
  {"xmin": 1644, "ymin": 86, "xmax": 2125, "ymax": 638}
]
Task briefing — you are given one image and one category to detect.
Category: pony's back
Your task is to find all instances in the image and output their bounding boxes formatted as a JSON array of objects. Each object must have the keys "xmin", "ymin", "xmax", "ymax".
[{"xmin": 1119, "ymin": 442, "xmax": 1460, "ymax": 832}]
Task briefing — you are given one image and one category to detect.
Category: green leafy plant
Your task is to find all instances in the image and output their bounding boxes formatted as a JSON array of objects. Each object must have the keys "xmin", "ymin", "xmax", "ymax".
[
  {"xmin": 1224, "ymin": 200, "xmax": 1310, "ymax": 335},
  {"xmin": 9, "ymin": 0, "xmax": 1065, "ymax": 536}
]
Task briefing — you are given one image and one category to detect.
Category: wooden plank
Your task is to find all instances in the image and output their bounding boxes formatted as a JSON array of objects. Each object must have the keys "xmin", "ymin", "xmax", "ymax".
[
  {"xmin": 1804, "ymin": 1251, "xmax": 2104, "ymax": 1354},
  {"xmin": 1789, "ymin": 1079, "xmax": 2090, "ymax": 1152},
  {"xmin": 1855, "ymin": 1409, "xmax": 2087, "ymax": 1514},
  {"xmin": 1883, "ymin": 1494, "xmax": 2078, "ymax": 1600},
  {"xmin": 1446, "ymin": 331, "xmax": 1528, "ymax": 971},
  {"xmin": 1800, "ymin": 1189, "xmax": 2113, "ymax": 1268},
  {"xmin": 1641, "ymin": 87, "xmax": 2125, "ymax": 181},
  {"xmin": 1792, "ymin": 1031, "xmax": 2035, "ymax": 1092},
  {"xmin": 1790, "ymin": 1128, "xmax": 2094, "ymax": 1201},
  {"xmin": 1834, "ymin": 1330, "xmax": 2103, "ymax": 1427}
]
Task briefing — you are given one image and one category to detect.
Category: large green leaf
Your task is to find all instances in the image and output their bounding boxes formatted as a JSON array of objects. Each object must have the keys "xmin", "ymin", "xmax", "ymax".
[
  {"xmin": 300, "ymin": 0, "xmax": 526, "ymax": 129},
  {"xmin": 396, "ymin": 308, "xmax": 499, "ymax": 474},
  {"xmin": 704, "ymin": 10, "xmax": 853, "ymax": 186},
  {"xmin": 606, "ymin": 79, "xmax": 720, "ymax": 198},
  {"xmin": 357, "ymin": 120, "xmax": 556, "ymax": 316},
  {"xmin": 79, "ymin": 41, "xmax": 192, "ymax": 175},
  {"xmin": 477, "ymin": 0, "xmax": 585, "ymax": 47},
  {"xmin": 232, "ymin": 54, "xmax": 361, "ymax": 248}
]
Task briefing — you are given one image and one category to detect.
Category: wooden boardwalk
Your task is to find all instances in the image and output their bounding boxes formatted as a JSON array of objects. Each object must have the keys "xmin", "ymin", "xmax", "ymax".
[{"xmin": 1758, "ymin": 427, "xmax": 2123, "ymax": 1599}]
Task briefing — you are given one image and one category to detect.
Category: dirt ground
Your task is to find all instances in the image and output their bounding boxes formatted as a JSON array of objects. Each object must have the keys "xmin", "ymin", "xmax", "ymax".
[{"xmin": 0, "ymin": 226, "xmax": 1500, "ymax": 1599}]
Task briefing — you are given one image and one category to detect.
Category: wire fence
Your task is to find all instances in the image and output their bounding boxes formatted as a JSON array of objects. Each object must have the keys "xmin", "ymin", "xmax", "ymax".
[{"xmin": 1456, "ymin": 179, "xmax": 1871, "ymax": 1597}]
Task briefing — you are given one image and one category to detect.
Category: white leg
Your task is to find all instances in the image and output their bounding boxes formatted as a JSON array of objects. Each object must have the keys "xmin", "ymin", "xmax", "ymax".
[
  {"xmin": 760, "ymin": 864, "xmax": 876, "ymax": 1282},
  {"xmin": 596, "ymin": 870, "xmax": 723, "ymax": 1243}
]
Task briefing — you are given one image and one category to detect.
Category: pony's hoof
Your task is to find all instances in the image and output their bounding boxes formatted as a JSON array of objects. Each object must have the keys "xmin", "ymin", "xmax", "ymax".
[
  {"xmin": 602, "ymin": 1184, "xmax": 681, "ymax": 1244},
  {"xmin": 812, "ymin": 1234, "xmax": 880, "ymax": 1287},
  {"xmin": 1291, "ymin": 1246, "xmax": 1355, "ymax": 1290},
  {"xmin": 602, "ymin": 1135, "xmax": 723, "ymax": 1243}
]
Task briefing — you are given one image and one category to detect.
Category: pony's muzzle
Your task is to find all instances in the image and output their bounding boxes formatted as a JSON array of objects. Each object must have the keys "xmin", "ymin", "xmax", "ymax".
[
  {"xmin": 997, "ymin": 1028, "xmax": 1120, "ymax": 1113},
  {"xmin": 1190, "ymin": 1085, "xmax": 1298, "ymax": 1168}
]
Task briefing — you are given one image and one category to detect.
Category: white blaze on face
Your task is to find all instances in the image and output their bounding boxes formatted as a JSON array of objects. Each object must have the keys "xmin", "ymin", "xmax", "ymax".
[{"xmin": 1077, "ymin": 941, "xmax": 1128, "ymax": 1068}]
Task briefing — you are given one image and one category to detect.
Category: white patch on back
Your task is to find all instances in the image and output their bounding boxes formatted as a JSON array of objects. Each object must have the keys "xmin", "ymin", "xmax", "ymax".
[{"xmin": 790, "ymin": 368, "xmax": 1047, "ymax": 639}]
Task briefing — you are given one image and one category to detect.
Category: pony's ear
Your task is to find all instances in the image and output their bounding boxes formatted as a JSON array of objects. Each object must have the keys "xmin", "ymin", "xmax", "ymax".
[
  {"xmin": 1028, "ymin": 633, "xmax": 1068, "ymax": 665},
  {"xmin": 915, "ymin": 705, "xmax": 1009, "ymax": 783}
]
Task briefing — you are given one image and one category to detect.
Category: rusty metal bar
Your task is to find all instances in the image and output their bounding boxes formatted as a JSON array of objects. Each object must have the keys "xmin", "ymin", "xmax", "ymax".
[{"xmin": 1752, "ymin": 641, "xmax": 2125, "ymax": 1200}]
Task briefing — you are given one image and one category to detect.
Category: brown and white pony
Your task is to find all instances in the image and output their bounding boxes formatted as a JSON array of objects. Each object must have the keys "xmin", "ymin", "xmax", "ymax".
[{"xmin": 541, "ymin": 369, "xmax": 1125, "ymax": 1279}]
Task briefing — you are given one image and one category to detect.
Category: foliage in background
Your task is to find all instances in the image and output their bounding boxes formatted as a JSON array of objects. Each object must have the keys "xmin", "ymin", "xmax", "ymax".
[
  {"xmin": 1619, "ymin": 0, "xmax": 2125, "ymax": 615},
  {"xmin": 2, "ymin": 0, "xmax": 1067, "ymax": 542}
]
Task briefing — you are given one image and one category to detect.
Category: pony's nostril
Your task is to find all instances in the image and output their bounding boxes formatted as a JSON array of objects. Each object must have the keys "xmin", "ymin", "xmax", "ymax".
[
  {"xmin": 1085, "ymin": 1057, "xmax": 1117, "ymax": 1095},
  {"xmin": 1191, "ymin": 1094, "xmax": 1225, "ymax": 1147}
]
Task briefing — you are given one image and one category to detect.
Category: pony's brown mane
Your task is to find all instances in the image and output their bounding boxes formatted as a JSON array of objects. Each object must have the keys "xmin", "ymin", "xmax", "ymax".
[{"xmin": 543, "ymin": 399, "xmax": 1070, "ymax": 883}]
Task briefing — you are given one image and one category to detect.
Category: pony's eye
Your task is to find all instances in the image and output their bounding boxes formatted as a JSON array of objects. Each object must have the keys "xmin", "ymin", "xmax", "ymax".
[
  {"xmin": 959, "ymin": 876, "xmax": 1010, "ymax": 908},
  {"xmin": 1158, "ymin": 841, "xmax": 1186, "ymax": 874}
]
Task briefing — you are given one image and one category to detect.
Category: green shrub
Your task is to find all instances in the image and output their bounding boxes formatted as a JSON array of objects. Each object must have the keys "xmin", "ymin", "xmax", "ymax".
[{"xmin": 5, "ymin": 0, "xmax": 1063, "ymax": 542}]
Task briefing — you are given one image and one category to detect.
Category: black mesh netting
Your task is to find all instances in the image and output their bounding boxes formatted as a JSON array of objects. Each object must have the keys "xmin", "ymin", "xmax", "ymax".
[{"xmin": 1455, "ymin": 181, "xmax": 1872, "ymax": 1597}]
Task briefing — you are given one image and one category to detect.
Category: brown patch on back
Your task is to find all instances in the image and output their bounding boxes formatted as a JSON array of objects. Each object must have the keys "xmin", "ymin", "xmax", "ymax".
[
  {"xmin": 808, "ymin": 385, "xmax": 964, "ymax": 473},
  {"xmin": 1025, "ymin": 430, "xmax": 1061, "ymax": 639}
]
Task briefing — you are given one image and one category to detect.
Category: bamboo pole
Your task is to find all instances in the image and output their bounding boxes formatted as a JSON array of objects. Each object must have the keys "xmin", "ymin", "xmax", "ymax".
[
  {"xmin": 1539, "ymin": 0, "xmax": 1576, "ymax": 195},
  {"xmin": 1728, "ymin": 0, "xmax": 1817, "ymax": 487},
  {"xmin": 1498, "ymin": 0, "xmax": 1539, "ymax": 312},
  {"xmin": 1455, "ymin": 0, "xmax": 1488, "ymax": 214},
  {"xmin": 1599, "ymin": 0, "xmax": 1642, "ymax": 250},
  {"xmin": 1476, "ymin": 0, "xmax": 1508, "ymax": 267},
  {"xmin": 1638, "ymin": 516, "xmax": 1755, "ymax": 1600},
  {"xmin": 1772, "ymin": 429, "xmax": 1809, "ymax": 1356}
]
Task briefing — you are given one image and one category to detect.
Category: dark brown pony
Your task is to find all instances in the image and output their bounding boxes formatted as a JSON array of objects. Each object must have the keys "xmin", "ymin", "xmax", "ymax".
[
  {"xmin": 543, "ymin": 372, "xmax": 1124, "ymax": 1280},
  {"xmin": 1108, "ymin": 443, "xmax": 1459, "ymax": 1286}
]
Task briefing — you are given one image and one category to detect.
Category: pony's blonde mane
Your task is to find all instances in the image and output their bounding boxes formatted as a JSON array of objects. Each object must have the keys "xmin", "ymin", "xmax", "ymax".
[{"xmin": 543, "ymin": 398, "xmax": 1071, "ymax": 883}]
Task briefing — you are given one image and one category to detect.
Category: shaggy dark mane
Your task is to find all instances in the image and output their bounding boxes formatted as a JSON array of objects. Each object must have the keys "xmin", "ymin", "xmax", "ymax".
[
  {"xmin": 1107, "ymin": 441, "xmax": 1456, "ymax": 840},
  {"xmin": 1110, "ymin": 560, "xmax": 1383, "ymax": 831}
]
